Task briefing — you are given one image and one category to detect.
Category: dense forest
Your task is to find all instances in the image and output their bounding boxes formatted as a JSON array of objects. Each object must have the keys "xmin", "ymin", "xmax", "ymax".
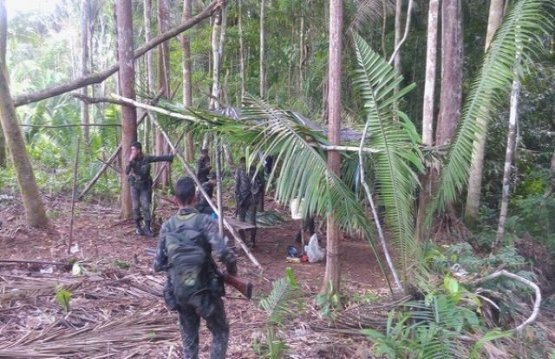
[{"xmin": 0, "ymin": 0, "xmax": 554, "ymax": 357}]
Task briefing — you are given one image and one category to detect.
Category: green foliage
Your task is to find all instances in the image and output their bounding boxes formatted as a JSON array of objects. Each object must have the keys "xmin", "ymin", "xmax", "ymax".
[
  {"xmin": 433, "ymin": 0, "xmax": 554, "ymax": 216},
  {"xmin": 255, "ymin": 268, "xmax": 302, "ymax": 358},
  {"xmin": 315, "ymin": 281, "xmax": 343, "ymax": 319},
  {"xmin": 352, "ymin": 33, "xmax": 422, "ymax": 277},
  {"xmin": 55, "ymin": 287, "xmax": 72, "ymax": 313}
]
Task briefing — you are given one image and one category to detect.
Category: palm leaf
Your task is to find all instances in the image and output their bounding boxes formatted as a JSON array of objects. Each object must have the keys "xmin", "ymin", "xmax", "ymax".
[
  {"xmin": 432, "ymin": 0, "xmax": 554, "ymax": 214},
  {"xmin": 352, "ymin": 33, "xmax": 423, "ymax": 278}
]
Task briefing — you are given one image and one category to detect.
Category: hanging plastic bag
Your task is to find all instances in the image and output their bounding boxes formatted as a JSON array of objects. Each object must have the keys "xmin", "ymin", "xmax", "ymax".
[{"xmin": 304, "ymin": 234, "xmax": 324, "ymax": 263}]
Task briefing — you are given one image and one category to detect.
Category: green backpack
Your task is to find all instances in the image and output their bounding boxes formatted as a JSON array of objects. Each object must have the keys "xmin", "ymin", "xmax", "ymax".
[{"xmin": 164, "ymin": 222, "xmax": 213, "ymax": 305}]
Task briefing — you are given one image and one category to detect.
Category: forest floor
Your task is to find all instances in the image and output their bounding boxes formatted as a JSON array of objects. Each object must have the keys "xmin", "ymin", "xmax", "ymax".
[{"xmin": 0, "ymin": 192, "xmax": 392, "ymax": 358}]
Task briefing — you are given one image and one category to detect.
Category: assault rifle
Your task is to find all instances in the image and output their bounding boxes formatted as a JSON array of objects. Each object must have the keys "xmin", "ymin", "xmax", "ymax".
[{"xmin": 145, "ymin": 248, "xmax": 253, "ymax": 300}]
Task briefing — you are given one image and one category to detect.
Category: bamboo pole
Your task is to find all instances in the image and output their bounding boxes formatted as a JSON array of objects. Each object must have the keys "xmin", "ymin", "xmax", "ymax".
[
  {"xmin": 139, "ymin": 108, "xmax": 262, "ymax": 270},
  {"xmin": 68, "ymin": 137, "xmax": 81, "ymax": 255},
  {"xmin": 215, "ymin": 138, "xmax": 224, "ymax": 236}
]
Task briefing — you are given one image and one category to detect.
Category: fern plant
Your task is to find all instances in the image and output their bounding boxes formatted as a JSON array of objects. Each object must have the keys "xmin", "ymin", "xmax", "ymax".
[{"xmin": 255, "ymin": 268, "xmax": 303, "ymax": 358}]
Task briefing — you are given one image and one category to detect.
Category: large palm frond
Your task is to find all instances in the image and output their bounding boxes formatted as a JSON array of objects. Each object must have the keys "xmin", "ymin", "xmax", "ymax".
[
  {"xmin": 352, "ymin": 33, "xmax": 422, "ymax": 277},
  {"xmin": 432, "ymin": 0, "xmax": 554, "ymax": 214}
]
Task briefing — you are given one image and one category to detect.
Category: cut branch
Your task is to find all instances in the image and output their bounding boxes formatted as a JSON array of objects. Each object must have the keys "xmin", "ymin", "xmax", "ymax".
[{"xmin": 13, "ymin": 0, "xmax": 222, "ymax": 107}]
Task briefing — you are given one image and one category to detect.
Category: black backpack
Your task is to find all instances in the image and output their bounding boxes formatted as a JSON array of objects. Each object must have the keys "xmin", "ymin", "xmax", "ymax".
[{"xmin": 164, "ymin": 222, "xmax": 214, "ymax": 305}]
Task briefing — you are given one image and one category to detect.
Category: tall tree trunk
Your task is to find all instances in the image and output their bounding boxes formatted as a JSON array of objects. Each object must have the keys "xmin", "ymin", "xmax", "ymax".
[
  {"xmin": 495, "ymin": 78, "xmax": 519, "ymax": 245},
  {"xmin": 0, "ymin": 1, "xmax": 47, "ymax": 227},
  {"xmin": 182, "ymin": 0, "xmax": 194, "ymax": 161},
  {"xmin": 415, "ymin": 0, "xmax": 440, "ymax": 242},
  {"xmin": 0, "ymin": 122, "xmax": 5, "ymax": 167},
  {"xmin": 143, "ymin": 0, "xmax": 153, "ymax": 154},
  {"xmin": 81, "ymin": 0, "xmax": 90, "ymax": 154},
  {"xmin": 322, "ymin": 0, "xmax": 343, "ymax": 295},
  {"xmin": 393, "ymin": 0, "xmax": 403, "ymax": 74},
  {"xmin": 435, "ymin": 0, "xmax": 463, "ymax": 146},
  {"xmin": 156, "ymin": 0, "xmax": 171, "ymax": 186},
  {"xmin": 259, "ymin": 0, "xmax": 265, "ymax": 97},
  {"xmin": 116, "ymin": 0, "xmax": 137, "ymax": 219},
  {"xmin": 465, "ymin": 0, "xmax": 505, "ymax": 224},
  {"xmin": 237, "ymin": 0, "xmax": 246, "ymax": 99},
  {"xmin": 298, "ymin": 13, "xmax": 305, "ymax": 95},
  {"xmin": 209, "ymin": 9, "xmax": 223, "ymax": 111}
]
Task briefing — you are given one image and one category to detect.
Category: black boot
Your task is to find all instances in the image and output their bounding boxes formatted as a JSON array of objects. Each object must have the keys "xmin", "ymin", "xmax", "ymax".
[
  {"xmin": 144, "ymin": 220, "xmax": 154, "ymax": 237},
  {"xmin": 135, "ymin": 220, "xmax": 145, "ymax": 235}
]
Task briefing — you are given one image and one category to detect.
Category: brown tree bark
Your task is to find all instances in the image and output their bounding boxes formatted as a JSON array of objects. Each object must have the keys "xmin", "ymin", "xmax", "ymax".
[
  {"xmin": 435, "ymin": 0, "xmax": 463, "ymax": 146},
  {"xmin": 143, "ymin": 0, "xmax": 154, "ymax": 154},
  {"xmin": 465, "ymin": 0, "xmax": 505, "ymax": 224},
  {"xmin": 116, "ymin": 0, "xmax": 137, "ymax": 219},
  {"xmin": 156, "ymin": 0, "xmax": 171, "ymax": 187},
  {"xmin": 81, "ymin": 0, "xmax": 90, "ymax": 153},
  {"xmin": 0, "ymin": 1, "xmax": 47, "ymax": 227},
  {"xmin": 181, "ymin": 0, "xmax": 194, "ymax": 162},
  {"xmin": 322, "ymin": 0, "xmax": 343, "ymax": 295},
  {"xmin": 13, "ymin": 0, "xmax": 222, "ymax": 107}
]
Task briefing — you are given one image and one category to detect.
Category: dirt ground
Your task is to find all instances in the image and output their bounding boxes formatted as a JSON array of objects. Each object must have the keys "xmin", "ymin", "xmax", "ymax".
[{"xmin": 0, "ymin": 192, "xmax": 390, "ymax": 358}]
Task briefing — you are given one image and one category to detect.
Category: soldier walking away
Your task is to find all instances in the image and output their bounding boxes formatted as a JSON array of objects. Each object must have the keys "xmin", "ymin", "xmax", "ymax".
[
  {"xmin": 153, "ymin": 176, "xmax": 238, "ymax": 359},
  {"xmin": 125, "ymin": 141, "xmax": 173, "ymax": 237},
  {"xmin": 196, "ymin": 148, "xmax": 212, "ymax": 183}
]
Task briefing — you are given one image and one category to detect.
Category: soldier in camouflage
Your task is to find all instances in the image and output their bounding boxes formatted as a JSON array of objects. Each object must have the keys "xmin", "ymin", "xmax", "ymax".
[
  {"xmin": 125, "ymin": 141, "xmax": 173, "ymax": 236},
  {"xmin": 196, "ymin": 148, "xmax": 211, "ymax": 183},
  {"xmin": 235, "ymin": 157, "xmax": 263, "ymax": 247},
  {"xmin": 153, "ymin": 176, "xmax": 237, "ymax": 359}
]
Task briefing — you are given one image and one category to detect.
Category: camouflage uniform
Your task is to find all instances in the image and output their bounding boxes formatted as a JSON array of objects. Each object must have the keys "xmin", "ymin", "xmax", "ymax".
[
  {"xmin": 195, "ymin": 181, "xmax": 215, "ymax": 215},
  {"xmin": 153, "ymin": 208, "xmax": 237, "ymax": 359},
  {"xmin": 196, "ymin": 155, "xmax": 211, "ymax": 183},
  {"xmin": 235, "ymin": 164, "xmax": 257, "ymax": 246},
  {"xmin": 125, "ymin": 154, "xmax": 173, "ymax": 234}
]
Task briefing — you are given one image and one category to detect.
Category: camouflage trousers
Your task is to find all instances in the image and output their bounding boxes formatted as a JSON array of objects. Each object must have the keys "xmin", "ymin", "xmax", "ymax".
[
  {"xmin": 130, "ymin": 185, "xmax": 152, "ymax": 222},
  {"xmin": 237, "ymin": 196, "xmax": 257, "ymax": 246},
  {"xmin": 178, "ymin": 294, "xmax": 229, "ymax": 359}
]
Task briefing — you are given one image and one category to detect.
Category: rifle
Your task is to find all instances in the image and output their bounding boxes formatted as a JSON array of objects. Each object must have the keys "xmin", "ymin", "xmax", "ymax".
[{"xmin": 145, "ymin": 248, "xmax": 253, "ymax": 300}]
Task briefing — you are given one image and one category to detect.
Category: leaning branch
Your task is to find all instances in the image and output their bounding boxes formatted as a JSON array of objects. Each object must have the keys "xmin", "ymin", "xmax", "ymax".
[
  {"xmin": 469, "ymin": 269, "xmax": 541, "ymax": 333},
  {"xmin": 13, "ymin": 0, "xmax": 221, "ymax": 107},
  {"xmin": 71, "ymin": 93, "xmax": 128, "ymax": 106}
]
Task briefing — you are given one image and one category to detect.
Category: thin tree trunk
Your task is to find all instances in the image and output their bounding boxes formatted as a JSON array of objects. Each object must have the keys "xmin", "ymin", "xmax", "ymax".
[
  {"xmin": 393, "ymin": 0, "xmax": 402, "ymax": 74},
  {"xmin": 116, "ymin": 0, "xmax": 137, "ymax": 219},
  {"xmin": 495, "ymin": 79, "xmax": 519, "ymax": 246},
  {"xmin": 465, "ymin": 0, "xmax": 505, "ymax": 224},
  {"xmin": 435, "ymin": 0, "xmax": 462, "ymax": 146},
  {"xmin": 81, "ymin": 0, "xmax": 90, "ymax": 154},
  {"xmin": 13, "ymin": 1, "xmax": 222, "ymax": 107},
  {"xmin": 209, "ymin": 9, "xmax": 223, "ymax": 110},
  {"xmin": 298, "ymin": 13, "xmax": 304, "ymax": 94},
  {"xmin": 237, "ymin": 0, "xmax": 246, "ymax": 99},
  {"xmin": 0, "ymin": 1, "xmax": 48, "ymax": 227},
  {"xmin": 415, "ymin": 0, "xmax": 440, "ymax": 243},
  {"xmin": 143, "ymin": 0, "xmax": 153, "ymax": 154},
  {"xmin": 0, "ymin": 122, "xmax": 5, "ymax": 167},
  {"xmin": 182, "ymin": 0, "xmax": 194, "ymax": 161},
  {"xmin": 322, "ymin": 0, "xmax": 343, "ymax": 295},
  {"xmin": 259, "ymin": 0, "xmax": 265, "ymax": 98},
  {"xmin": 156, "ymin": 0, "xmax": 171, "ymax": 187}
]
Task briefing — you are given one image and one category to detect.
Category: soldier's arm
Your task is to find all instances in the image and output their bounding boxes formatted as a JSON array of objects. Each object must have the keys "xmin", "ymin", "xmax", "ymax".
[
  {"xmin": 153, "ymin": 222, "xmax": 170, "ymax": 272},
  {"xmin": 147, "ymin": 155, "xmax": 174, "ymax": 163},
  {"xmin": 125, "ymin": 161, "xmax": 133, "ymax": 175},
  {"xmin": 200, "ymin": 215, "xmax": 237, "ymax": 274}
]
